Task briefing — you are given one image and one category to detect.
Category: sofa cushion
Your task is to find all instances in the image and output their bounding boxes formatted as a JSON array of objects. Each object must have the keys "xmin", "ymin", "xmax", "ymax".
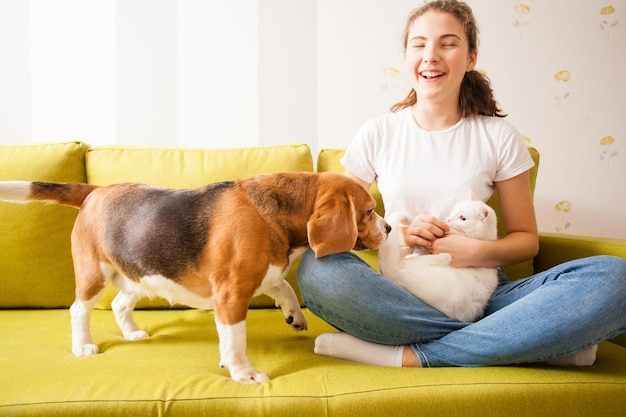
[
  {"xmin": 316, "ymin": 147, "xmax": 540, "ymax": 279},
  {"xmin": 85, "ymin": 144, "xmax": 314, "ymax": 309},
  {"xmin": 1, "ymin": 308, "xmax": 625, "ymax": 416},
  {"xmin": 0, "ymin": 141, "xmax": 89, "ymax": 308}
]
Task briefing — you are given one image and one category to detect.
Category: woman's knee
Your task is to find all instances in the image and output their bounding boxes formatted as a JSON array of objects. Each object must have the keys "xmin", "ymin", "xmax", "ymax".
[
  {"xmin": 584, "ymin": 255, "xmax": 626, "ymax": 283},
  {"xmin": 567, "ymin": 255, "xmax": 626, "ymax": 303},
  {"xmin": 599, "ymin": 255, "xmax": 626, "ymax": 290},
  {"xmin": 296, "ymin": 249, "xmax": 366, "ymax": 303}
]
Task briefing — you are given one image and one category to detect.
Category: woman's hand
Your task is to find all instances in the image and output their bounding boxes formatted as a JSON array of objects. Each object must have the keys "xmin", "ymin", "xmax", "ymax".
[
  {"xmin": 430, "ymin": 233, "xmax": 481, "ymax": 268},
  {"xmin": 401, "ymin": 215, "xmax": 450, "ymax": 249},
  {"xmin": 402, "ymin": 216, "xmax": 481, "ymax": 268}
]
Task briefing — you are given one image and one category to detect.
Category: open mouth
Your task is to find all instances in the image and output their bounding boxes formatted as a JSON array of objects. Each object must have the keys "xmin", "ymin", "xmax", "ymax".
[{"xmin": 420, "ymin": 71, "xmax": 445, "ymax": 80}]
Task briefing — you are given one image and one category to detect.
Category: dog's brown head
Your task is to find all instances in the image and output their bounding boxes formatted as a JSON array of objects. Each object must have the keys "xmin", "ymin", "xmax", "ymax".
[{"xmin": 307, "ymin": 173, "xmax": 390, "ymax": 258}]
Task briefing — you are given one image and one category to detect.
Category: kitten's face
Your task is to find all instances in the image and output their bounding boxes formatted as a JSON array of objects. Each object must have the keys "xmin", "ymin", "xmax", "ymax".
[{"xmin": 446, "ymin": 200, "xmax": 497, "ymax": 240}]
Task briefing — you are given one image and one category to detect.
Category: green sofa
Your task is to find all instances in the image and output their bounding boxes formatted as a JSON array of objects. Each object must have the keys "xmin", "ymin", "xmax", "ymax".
[{"xmin": 1, "ymin": 141, "xmax": 625, "ymax": 417}]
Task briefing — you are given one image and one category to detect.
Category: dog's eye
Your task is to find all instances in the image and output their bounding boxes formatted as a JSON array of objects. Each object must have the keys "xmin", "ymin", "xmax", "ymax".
[
  {"xmin": 366, "ymin": 208, "xmax": 374, "ymax": 217},
  {"xmin": 459, "ymin": 215, "xmax": 467, "ymax": 221}
]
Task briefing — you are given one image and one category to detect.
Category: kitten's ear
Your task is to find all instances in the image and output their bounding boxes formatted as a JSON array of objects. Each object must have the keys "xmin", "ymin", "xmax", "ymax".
[{"xmin": 479, "ymin": 207, "xmax": 490, "ymax": 223}]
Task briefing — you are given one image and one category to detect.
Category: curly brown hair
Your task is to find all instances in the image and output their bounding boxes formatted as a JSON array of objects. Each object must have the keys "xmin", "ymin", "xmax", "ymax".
[{"xmin": 391, "ymin": 0, "xmax": 506, "ymax": 117}]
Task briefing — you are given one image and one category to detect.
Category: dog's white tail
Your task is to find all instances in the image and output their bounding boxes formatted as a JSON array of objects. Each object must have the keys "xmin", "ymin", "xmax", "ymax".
[
  {"xmin": 0, "ymin": 181, "xmax": 31, "ymax": 202},
  {"xmin": 0, "ymin": 181, "xmax": 98, "ymax": 208}
]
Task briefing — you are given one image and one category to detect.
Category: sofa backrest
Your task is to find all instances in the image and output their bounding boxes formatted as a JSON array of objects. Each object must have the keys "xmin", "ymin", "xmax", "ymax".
[
  {"xmin": 86, "ymin": 144, "xmax": 313, "ymax": 189},
  {"xmin": 0, "ymin": 142, "xmax": 89, "ymax": 308},
  {"xmin": 0, "ymin": 143, "xmax": 313, "ymax": 309},
  {"xmin": 316, "ymin": 147, "xmax": 541, "ymax": 280}
]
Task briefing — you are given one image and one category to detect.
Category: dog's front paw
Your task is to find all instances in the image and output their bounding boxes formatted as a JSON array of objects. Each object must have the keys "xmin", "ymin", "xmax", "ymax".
[
  {"xmin": 124, "ymin": 330, "xmax": 149, "ymax": 341},
  {"xmin": 221, "ymin": 360, "xmax": 270, "ymax": 384},
  {"xmin": 231, "ymin": 367, "xmax": 270, "ymax": 384},
  {"xmin": 73, "ymin": 343, "xmax": 99, "ymax": 357},
  {"xmin": 286, "ymin": 309, "xmax": 308, "ymax": 331}
]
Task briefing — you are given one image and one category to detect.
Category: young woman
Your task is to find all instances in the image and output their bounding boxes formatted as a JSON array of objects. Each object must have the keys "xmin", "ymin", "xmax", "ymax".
[{"xmin": 296, "ymin": 0, "xmax": 626, "ymax": 368}]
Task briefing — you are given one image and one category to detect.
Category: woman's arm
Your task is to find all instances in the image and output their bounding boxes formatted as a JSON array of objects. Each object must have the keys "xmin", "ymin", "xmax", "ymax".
[{"xmin": 431, "ymin": 170, "xmax": 539, "ymax": 268}]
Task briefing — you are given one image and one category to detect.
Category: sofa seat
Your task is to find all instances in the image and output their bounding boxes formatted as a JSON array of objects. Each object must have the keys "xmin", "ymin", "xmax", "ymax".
[{"xmin": 1, "ymin": 308, "xmax": 625, "ymax": 417}]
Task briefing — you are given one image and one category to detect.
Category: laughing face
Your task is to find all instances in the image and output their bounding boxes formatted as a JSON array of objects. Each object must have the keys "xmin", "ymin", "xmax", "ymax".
[{"xmin": 404, "ymin": 10, "xmax": 477, "ymax": 108}]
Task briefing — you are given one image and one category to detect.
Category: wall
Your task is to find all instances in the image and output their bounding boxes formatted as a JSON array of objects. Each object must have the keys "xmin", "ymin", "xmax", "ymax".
[{"xmin": 0, "ymin": 0, "xmax": 624, "ymax": 239}]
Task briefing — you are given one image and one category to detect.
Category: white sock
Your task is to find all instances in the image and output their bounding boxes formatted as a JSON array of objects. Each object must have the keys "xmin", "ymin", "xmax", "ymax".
[
  {"xmin": 314, "ymin": 332, "xmax": 404, "ymax": 367},
  {"xmin": 544, "ymin": 344, "xmax": 598, "ymax": 367}
]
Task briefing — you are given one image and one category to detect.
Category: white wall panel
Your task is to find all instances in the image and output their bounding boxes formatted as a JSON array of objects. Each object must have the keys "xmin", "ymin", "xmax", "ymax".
[
  {"xmin": 0, "ymin": 0, "xmax": 31, "ymax": 143},
  {"xmin": 116, "ymin": 0, "xmax": 177, "ymax": 146},
  {"xmin": 317, "ymin": 0, "xmax": 412, "ymax": 150},
  {"xmin": 258, "ymin": 0, "xmax": 317, "ymax": 152},
  {"xmin": 177, "ymin": 0, "xmax": 258, "ymax": 148},
  {"xmin": 31, "ymin": 0, "xmax": 115, "ymax": 145}
]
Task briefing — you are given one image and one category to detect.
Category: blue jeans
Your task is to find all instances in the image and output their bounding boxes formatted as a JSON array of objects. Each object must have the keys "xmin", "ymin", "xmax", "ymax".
[{"xmin": 296, "ymin": 249, "xmax": 626, "ymax": 367}]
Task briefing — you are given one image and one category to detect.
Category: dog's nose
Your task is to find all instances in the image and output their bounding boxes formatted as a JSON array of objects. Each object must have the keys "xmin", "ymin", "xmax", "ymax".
[{"xmin": 385, "ymin": 224, "xmax": 392, "ymax": 234}]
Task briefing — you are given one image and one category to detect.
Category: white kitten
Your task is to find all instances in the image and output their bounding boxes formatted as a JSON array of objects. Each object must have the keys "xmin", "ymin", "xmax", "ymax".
[{"xmin": 379, "ymin": 200, "xmax": 499, "ymax": 322}]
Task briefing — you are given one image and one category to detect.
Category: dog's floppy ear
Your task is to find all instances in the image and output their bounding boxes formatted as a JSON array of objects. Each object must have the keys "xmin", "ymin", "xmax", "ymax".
[{"xmin": 307, "ymin": 193, "xmax": 358, "ymax": 258}]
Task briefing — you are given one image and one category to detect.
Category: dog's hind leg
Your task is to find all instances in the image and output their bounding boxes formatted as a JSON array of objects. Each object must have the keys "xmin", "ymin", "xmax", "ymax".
[
  {"xmin": 215, "ymin": 318, "xmax": 269, "ymax": 384},
  {"xmin": 263, "ymin": 280, "xmax": 307, "ymax": 331},
  {"xmin": 111, "ymin": 290, "xmax": 149, "ymax": 341},
  {"xmin": 107, "ymin": 266, "xmax": 149, "ymax": 341},
  {"xmin": 70, "ymin": 265, "xmax": 109, "ymax": 356},
  {"xmin": 70, "ymin": 219, "xmax": 112, "ymax": 356},
  {"xmin": 70, "ymin": 295, "xmax": 102, "ymax": 356},
  {"xmin": 213, "ymin": 286, "xmax": 269, "ymax": 384},
  {"xmin": 70, "ymin": 252, "xmax": 109, "ymax": 356}
]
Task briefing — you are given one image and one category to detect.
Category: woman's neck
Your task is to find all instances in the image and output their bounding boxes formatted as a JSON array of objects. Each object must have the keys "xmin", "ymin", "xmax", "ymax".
[{"xmin": 411, "ymin": 103, "xmax": 462, "ymax": 131}]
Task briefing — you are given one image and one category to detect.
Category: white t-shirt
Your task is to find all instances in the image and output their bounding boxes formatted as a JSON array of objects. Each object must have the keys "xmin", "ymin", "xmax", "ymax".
[{"xmin": 341, "ymin": 107, "xmax": 535, "ymax": 220}]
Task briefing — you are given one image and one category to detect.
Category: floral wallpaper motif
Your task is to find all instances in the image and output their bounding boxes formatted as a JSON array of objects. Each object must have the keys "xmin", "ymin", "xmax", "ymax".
[
  {"xmin": 554, "ymin": 200, "xmax": 572, "ymax": 232},
  {"xmin": 381, "ymin": 66, "xmax": 401, "ymax": 106},
  {"xmin": 600, "ymin": 5, "xmax": 620, "ymax": 42},
  {"xmin": 502, "ymin": 2, "xmax": 624, "ymax": 237},
  {"xmin": 513, "ymin": 4, "xmax": 531, "ymax": 41},
  {"xmin": 381, "ymin": 66, "xmax": 400, "ymax": 91},
  {"xmin": 553, "ymin": 70, "xmax": 571, "ymax": 105},
  {"xmin": 599, "ymin": 136, "xmax": 618, "ymax": 174}
]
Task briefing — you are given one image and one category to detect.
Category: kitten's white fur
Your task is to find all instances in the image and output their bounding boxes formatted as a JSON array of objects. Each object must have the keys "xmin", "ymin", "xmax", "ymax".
[{"xmin": 379, "ymin": 200, "xmax": 499, "ymax": 322}]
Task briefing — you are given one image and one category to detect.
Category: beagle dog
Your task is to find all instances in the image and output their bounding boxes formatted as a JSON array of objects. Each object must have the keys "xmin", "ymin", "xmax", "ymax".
[{"xmin": 0, "ymin": 172, "xmax": 390, "ymax": 384}]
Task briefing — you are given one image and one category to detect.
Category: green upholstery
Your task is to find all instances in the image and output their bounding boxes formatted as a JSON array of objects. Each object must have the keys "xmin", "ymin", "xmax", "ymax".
[
  {"xmin": 2, "ymin": 308, "xmax": 625, "ymax": 416},
  {"xmin": 85, "ymin": 144, "xmax": 314, "ymax": 188},
  {"xmin": 0, "ymin": 142, "xmax": 625, "ymax": 417},
  {"xmin": 0, "ymin": 141, "xmax": 89, "ymax": 308}
]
